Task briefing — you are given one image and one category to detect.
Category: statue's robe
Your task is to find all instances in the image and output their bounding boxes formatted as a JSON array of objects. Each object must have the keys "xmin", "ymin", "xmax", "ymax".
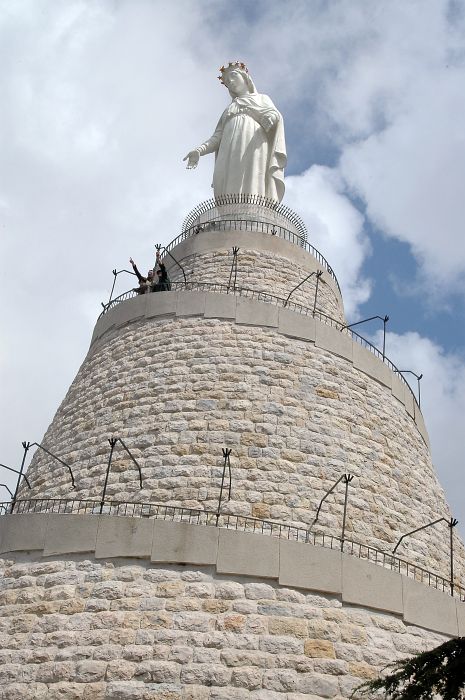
[{"xmin": 201, "ymin": 93, "xmax": 287, "ymax": 202}]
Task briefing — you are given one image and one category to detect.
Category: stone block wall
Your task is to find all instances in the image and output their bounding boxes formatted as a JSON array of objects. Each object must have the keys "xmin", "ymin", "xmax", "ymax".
[
  {"xmin": 0, "ymin": 554, "xmax": 450, "ymax": 700},
  {"xmin": 21, "ymin": 312, "xmax": 465, "ymax": 582},
  {"xmin": 166, "ymin": 248, "xmax": 344, "ymax": 324}
]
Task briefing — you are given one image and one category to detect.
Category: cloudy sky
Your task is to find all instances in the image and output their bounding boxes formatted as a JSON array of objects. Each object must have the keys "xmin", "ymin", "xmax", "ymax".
[{"xmin": 1, "ymin": 0, "xmax": 464, "ymax": 538}]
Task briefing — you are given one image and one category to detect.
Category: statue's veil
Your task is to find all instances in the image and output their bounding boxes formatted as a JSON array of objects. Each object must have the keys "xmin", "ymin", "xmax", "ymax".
[
  {"xmin": 244, "ymin": 73, "xmax": 256, "ymax": 94},
  {"xmin": 225, "ymin": 67, "xmax": 257, "ymax": 96}
]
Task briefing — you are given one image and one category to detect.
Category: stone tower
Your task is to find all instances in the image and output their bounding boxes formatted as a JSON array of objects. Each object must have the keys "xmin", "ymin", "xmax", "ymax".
[{"xmin": 1, "ymin": 197, "xmax": 464, "ymax": 700}]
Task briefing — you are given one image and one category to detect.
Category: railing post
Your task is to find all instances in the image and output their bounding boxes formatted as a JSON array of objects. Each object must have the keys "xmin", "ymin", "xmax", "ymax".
[
  {"xmin": 227, "ymin": 248, "xmax": 239, "ymax": 293},
  {"xmin": 117, "ymin": 438, "xmax": 143, "ymax": 489},
  {"xmin": 100, "ymin": 438, "xmax": 117, "ymax": 514},
  {"xmin": 11, "ymin": 441, "xmax": 31, "ymax": 514},
  {"xmin": 216, "ymin": 448, "xmax": 232, "ymax": 525},
  {"xmin": 284, "ymin": 271, "xmax": 318, "ymax": 308},
  {"xmin": 107, "ymin": 268, "xmax": 118, "ymax": 308},
  {"xmin": 449, "ymin": 518, "xmax": 458, "ymax": 596},
  {"xmin": 313, "ymin": 270, "xmax": 323, "ymax": 315},
  {"xmin": 340, "ymin": 474, "xmax": 354, "ymax": 551},
  {"xmin": 382, "ymin": 315, "xmax": 389, "ymax": 359},
  {"xmin": 159, "ymin": 245, "xmax": 187, "ymax": 285}
]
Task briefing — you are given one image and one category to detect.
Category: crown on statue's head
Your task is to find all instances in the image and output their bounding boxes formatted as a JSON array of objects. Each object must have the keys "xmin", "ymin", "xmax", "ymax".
[{"xmin": 218, "ymin": 61, "xmax": 248, "ymax": 84}]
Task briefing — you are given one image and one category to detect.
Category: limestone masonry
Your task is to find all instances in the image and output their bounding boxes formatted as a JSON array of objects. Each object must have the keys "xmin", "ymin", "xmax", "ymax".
[{"xmin": 1, "ymin": 201, "xmax": 464, "ymax": 699}]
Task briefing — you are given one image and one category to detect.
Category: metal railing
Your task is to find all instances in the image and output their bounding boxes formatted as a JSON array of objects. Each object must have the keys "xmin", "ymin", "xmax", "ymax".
[
  {"xmin": 98, "ymin": 281, "xmax": 420, "ymax": 410},
  {"xmin": 181, "ymin": 194, "xmax": 308, "ymax": 242},
  {"xmin": 2, "ymin": 497, "xmax": 463, "ymax": 602},
  {"xmin": 163, "ymin": 218, "xmax": 340, "ymax": 293}
]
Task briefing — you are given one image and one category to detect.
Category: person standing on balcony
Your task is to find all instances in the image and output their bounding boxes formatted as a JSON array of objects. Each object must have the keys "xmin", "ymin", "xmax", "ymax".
[
  {"xmin": 152, "ymin": 250, "xmax": 171, "ymax": 292},
  {"xmin": 129, "ymin": 258, "xmax": 153, "ymax": 294}
]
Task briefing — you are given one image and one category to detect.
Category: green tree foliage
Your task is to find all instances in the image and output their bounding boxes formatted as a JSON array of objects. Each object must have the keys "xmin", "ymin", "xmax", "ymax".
[{"xmin": 354, "ymin": 637, "xmax": 465, "ymax": 699}]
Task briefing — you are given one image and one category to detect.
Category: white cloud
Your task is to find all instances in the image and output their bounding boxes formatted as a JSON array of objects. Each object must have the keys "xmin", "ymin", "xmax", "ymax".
[
  {"xmin": 371, "ymin": 330, "xmax": 465, "ymax": 536},
  {"xmin": 285, "ymin": 166, "xmax": 371, "ymax": 316},
  {"xmin": 339, "ymin": 69, "xmax": 465, "ymax": 291}
]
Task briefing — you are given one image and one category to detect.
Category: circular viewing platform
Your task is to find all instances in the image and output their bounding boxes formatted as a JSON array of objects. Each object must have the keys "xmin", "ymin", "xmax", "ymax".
[
  {"xmin": 167, "ymin": 196, "xmax": 340, "ymax": 293},
  {"xmin": 182, "ymin": 194, "xmax": 307, "ymax": 242}
]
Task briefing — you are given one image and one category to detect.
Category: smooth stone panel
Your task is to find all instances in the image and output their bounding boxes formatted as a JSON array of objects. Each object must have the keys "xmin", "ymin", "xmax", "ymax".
[
  {"xmin": 0, "ymin": 514, "xmax": 48, "ymax": 553},
  {"xmin": 414, "ymin": 407, "xmax": 430, "ymax": 447},
  {"xmin": 391, "ymin": 373, "xmax": 405, "ymax": 403},
  {"xmin": 456, "ymin": 599, "xmax": 465, "ymax": 636},
  {"xmin": 91, "ymin": 309, "xmax": 117, "ymax": 344},
  {"xmin": 111, "ymin": 294, "xmax": 146, "ymax": 328},
  {"xmin": 342, "ymin": 554, "xmax": 403, "ymax": 614},
  {"xmin": 315, "ymin": 321, "xmax": 353, "ymax": 362},
  {"xmin": 43, "ymin": 514, "xmax": 98, "ymax": 556},
  {"xmin": 404, "ymin": 388, "xmax": 415, "ymax": 418},
  {"xmin": 204, "ymin": 292, "xmax": 237, "ymax": 319},
  {"xmin": 145, "ymin": 291, "xmax": 177, "ymax": 318},
  {"xmin": 95, "ymin": 516, "xmax": 153, "ymax": 559},
  {"xmin": 151, "ymin": 520, "xmax": 218, "ymax": 565},
  {"xmin": 236, "ymin": 298, "xmax": 279, "ymax": 328},
  {"xmin": 217, "ymin": 529, "xmax": 279, "ymax": 579},
  {"xmin": 176, "ymin": 291, "xmax": 207, "ymax": 317},
  {"xmin": 279, "ymin": 540, "xmax": 342, "ymax": 594},
  {"xmin": 278, "ymin": 308, "xmax": 315, "ymax": 341},
  {"xmin": 402, "ymin": 577, "xmax": 458, "ymax": 636},
  {"xmin": 352, "ymin": 343, "xmax": 391, "ymax": 389}
]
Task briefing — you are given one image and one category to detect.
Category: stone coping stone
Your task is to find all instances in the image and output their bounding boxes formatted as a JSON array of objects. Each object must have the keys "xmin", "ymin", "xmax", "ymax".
[
  {"xmin": 352, "ymin": 343, "xmax": 391, "ymax": 389},
  {"xmin": 0, "ymin": 513, "xmax": 48, "ymax": 554},
  {"xmin": 151, "ymin": 520, "xmax": 218, "ymax": 565},
  {"xmin": 216, "ymin": 529, "xmax": 279, "ymax": 579},
  {"xmin": 342, "ymin": 554, "xmax": 403, "ymax": 614},
  {"xmin": 402, "ymin": 577, "xmax": 458, "ymax": 636},
  {"xmin": 278, "ymin": 307, "xmax": 316, "ymax": 341},
  {"xmin": 279, "ymin": 540, "xmax": 342, "ymax": 595},
  {"xmin": 90, "ymin": 292, "xmax": 428, "ymax": 446},
  {"xmin": 315, "ymin": 322, "xmax": 353, "ymax": 362},
  {"xmin": 456, "ymin": 599, "xmax": 465, "ymax": 636},
  {"xmin": 43, "ymin": 514, "xmax": 98, "ymax": 556},
  {"xmin": 236, "ymin": 298, "xmax": 279, "ymax": 328},
  {"xmin": 145, "ymin": 291, "xmax": 177, "ymax": 318},
  {"xmin": 0, "ymin": 512, "xmax": 462, "ymax": 637},
  {"xmin": 95, "ymin": 516, "xmax": 154, "ymax": 559}
]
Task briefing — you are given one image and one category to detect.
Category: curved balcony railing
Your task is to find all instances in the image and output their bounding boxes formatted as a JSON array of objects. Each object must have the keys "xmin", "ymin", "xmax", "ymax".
[
  {"xmin": 98, "ymin": 281, "xmax": 420, "ymax": 410},
  {"xmin": 181, "ymin": 194, "xmax": 308, "ymax": 240},
  {"xmin": 164, "ymin": 218, "xmax": 341, "ymax": 294},
  {"xmin": 1, "ymin": 497, "xmax": 463, "ymax": 602}
]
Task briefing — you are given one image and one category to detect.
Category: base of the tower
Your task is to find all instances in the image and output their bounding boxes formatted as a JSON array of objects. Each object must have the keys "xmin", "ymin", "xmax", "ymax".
[{"xmin": 0, "ymin": 513, "xmax": 461, "ymax": 700}]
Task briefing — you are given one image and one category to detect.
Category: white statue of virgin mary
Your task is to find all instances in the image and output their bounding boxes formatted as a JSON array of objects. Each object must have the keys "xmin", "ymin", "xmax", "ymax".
[{"xmin": 184, "ymin": 62, "xmax": 287, "ymax": 203}]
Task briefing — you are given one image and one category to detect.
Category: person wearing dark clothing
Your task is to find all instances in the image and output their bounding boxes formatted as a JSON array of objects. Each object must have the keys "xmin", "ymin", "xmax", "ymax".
[
  {"xmin": 152, "ymin": 251, "xmax": 171, "ymax": 292},
  {"xmin": 129, "ymin": 257, "xmax": 153, "ymax": 294}
]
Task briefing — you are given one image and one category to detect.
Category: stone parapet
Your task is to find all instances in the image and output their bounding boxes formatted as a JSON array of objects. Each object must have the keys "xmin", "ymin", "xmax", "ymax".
[{"xmin": 1, "ymin": 513, "xmax": 463, "ymax": 637}]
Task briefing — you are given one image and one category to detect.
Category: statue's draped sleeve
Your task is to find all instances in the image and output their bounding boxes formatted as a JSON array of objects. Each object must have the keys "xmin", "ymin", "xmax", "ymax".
[{"xmin": 197, "ymin": 112, "xmax": 227, "ymax": 155}]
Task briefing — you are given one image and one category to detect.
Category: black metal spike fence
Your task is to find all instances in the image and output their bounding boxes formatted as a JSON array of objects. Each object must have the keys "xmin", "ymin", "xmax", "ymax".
[
  {"xmin": 181, "ymin": 196, "xmax": 307, "ymax": 244},
  {"xmin": 1, "ymin": 443, "xmax": 463, "ymax": 601}
]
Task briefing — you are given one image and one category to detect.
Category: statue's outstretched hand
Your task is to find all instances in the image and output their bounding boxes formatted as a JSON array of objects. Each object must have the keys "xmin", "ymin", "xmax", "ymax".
[{"xmin": 183, "ymin": 150, "xmax": 200, "ymax": 169}]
